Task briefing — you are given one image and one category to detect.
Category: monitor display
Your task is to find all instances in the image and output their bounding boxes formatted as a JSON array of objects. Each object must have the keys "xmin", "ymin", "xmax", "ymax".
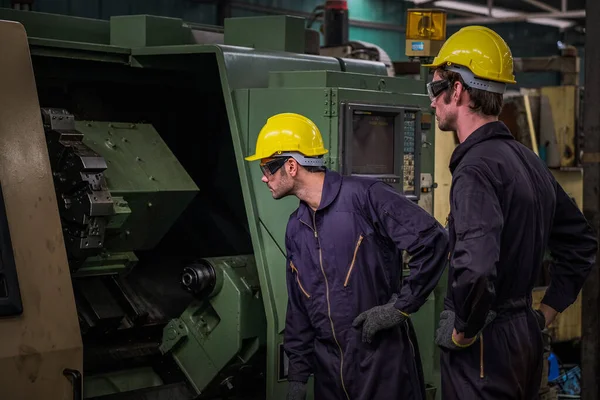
[{"xmin": 351, "ymin": 111, "xmax": 395, "ymax": 175}]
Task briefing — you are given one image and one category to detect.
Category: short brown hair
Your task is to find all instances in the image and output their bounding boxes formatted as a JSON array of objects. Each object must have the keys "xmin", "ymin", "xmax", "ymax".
[{"xmin": 436, "ymin": 67, "xmax": 504, "ymax": 117}]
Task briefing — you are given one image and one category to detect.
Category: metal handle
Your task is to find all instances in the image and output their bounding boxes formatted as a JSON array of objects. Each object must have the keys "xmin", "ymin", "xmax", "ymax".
[{"xmin": 63, "ymin": 368, "xmax": 82, "ymax": 400}]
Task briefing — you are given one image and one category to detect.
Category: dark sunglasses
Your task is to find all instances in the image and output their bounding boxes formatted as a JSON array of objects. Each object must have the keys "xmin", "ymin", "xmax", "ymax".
[
  {"xmin": 427, "ymin": 79, "xmax": 450, "ymax": 101},
  {"xmin": 260, "ymin": 156, "xmax": 290, "ymax": 176}
]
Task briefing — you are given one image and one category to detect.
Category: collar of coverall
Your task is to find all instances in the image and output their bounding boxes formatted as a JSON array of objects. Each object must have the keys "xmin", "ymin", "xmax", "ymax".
[
  {"xmin": 296, "ymin": 168, "xmax": 341, "ymax": 223},
  {"xmin": 448, "ymin": 121, "xmax": 515, "ymax": 173}
]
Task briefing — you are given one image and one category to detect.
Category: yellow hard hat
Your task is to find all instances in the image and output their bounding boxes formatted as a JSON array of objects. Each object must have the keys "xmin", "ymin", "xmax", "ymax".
[
  {"xmin": 245, "ymin": 113, "xmax": 328, "ymax": 161},
  {"xmin": 423, "ymin": 25, "xmax": 516, "ymax": 86}
]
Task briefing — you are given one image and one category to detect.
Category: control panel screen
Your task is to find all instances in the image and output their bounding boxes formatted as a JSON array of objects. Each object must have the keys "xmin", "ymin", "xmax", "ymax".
[
  {"xmin": 351, "ymin": 112, "xmax": 395, "ymax": 175},
  {"xmin": 340, "ymin": 102, "xmax": 421, "ymax": 201}
]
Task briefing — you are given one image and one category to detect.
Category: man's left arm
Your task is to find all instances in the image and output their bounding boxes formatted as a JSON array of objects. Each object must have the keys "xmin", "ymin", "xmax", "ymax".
[
  {"xmin": 367, "ymin": 182, "xmax": 450, "ymax": 314},
  {"xmin": 449, "ymin": 165, "xmax": 503, "ymax": 338}
]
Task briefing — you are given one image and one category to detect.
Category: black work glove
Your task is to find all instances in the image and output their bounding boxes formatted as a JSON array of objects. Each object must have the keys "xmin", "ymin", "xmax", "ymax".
[
  {"xmin": 286, "ymin": 381, "xmax": 307, "ymax": 400},
  {"xmin": 533, "ymin": 309, "xmax": 546, "ymax": 330},
  {"xmin": 352, "ymin": 293, "xmax": 408, "ymax": 343},
  {"xmin": 435, "ymin": 309, "xmax": 497, "ymax": 351}
]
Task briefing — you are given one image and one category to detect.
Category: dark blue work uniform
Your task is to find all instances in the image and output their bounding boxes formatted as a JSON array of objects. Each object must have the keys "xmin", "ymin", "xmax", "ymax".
[
  {"xmin": 442, "ymin": 121, "xmax": 597, "ymax": 399},
  {"xmin": 283, "ymin": 170, "xmax": 449, "ymax": 400}
]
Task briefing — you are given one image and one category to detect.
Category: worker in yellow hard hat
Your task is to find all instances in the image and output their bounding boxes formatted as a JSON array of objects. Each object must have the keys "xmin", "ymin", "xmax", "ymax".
[
  {"xmin": 424, "ymin": 26, "xmax": 597, "ymax": 399},
  {"xmin": 245, "ymin": 113, "xmax": 330, "ymax": 199},
  {"xmin": 246, "ymin": 113, "xmax": 449, "ymax": 400}
]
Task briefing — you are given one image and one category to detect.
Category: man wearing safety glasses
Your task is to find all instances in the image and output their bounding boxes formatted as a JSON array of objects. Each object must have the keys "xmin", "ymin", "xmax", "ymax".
[
  {"xmin": 423, "ymin": 26, "xmax": 597, "ymax": 399},
  {"xmin": 245, "ymin": 112, "xmax": 449, "ymax": 400}
]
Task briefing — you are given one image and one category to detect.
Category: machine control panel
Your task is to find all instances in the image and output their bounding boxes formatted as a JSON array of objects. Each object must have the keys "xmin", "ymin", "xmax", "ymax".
[
  {"xmin": 379, "ymin": 177, "xmax": 401, "ymax": 184},
  {"xmin": 403, "ymin": 110, "xmax": 418, "ymax": 195},
  {"xmin": 339, "ymin": 102, "xmax": 422, "ymax": 201}
]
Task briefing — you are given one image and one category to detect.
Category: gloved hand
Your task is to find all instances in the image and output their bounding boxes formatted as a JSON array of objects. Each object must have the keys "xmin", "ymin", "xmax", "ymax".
[
  {"xmin": 435, "ymin": 309, "xmax": 497, "ymax": 351},
  {"xmin": 286, "ymin": 381, "xmax": 307, "ymax": 400},
  {"xmin": 352, "ymin": 293, "xmax": 408, "ymax": 343},
  {"xmin": 533, "ymin": 309, "xmax": 546, "ymax": 330}
]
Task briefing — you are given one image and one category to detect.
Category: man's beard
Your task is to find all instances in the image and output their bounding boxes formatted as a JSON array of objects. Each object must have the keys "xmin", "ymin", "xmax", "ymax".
[
  {"xmin": 437, "ymin": 89, "xmax": 458, "ymax": 133},
  {"xmin": 438, "ymin": 112, "xmax": 457, "ymax": 133},
  {"xmin": 271, "ymin": 170, "xmax": 294, "ymax": 200},
  {"xmin": 272, "ymin": 187, "xmax": 291, "ymax": 200}
]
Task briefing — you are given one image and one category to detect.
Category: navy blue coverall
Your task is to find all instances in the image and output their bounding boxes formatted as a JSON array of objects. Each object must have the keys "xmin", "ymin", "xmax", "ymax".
[
  {"xmin": 283, "ymin": 169, "xmax": 449, "ymax": 400},
  {"xmin": 442, "ymin": 121, "xmax": 597, "ymax": 399}
]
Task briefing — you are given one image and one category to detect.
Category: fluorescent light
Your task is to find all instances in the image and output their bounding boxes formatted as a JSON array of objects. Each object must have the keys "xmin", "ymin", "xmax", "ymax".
[
  {"xmin": 434, "ymin": 0, "xmax": 519, "ymax": 17},
  {"xmin": 527, "ymin": 18, "xmax": 575, "ymax": 29},
  {"xmin": 431, "ymin": 0, "xmax": 576, "ymax": 29}
]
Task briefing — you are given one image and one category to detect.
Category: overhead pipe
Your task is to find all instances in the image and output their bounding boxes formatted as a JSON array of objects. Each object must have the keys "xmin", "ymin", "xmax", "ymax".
[
  {"xmin": 521, "ymin": 0, "xmax": 560, "ymax": 13},
  {"xmin": 446, "ymin": 9, "xmax": 585, "ymax": 25}
]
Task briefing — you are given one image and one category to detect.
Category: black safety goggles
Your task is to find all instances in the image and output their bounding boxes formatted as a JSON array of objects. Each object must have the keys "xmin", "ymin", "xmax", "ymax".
[
  {"xmin": 427, "ymin": 79, "xmax": 450, "ymax": 101},
  {"xmin": 260, "ymin": 156, "xmax": 290, "ymax": 177}
]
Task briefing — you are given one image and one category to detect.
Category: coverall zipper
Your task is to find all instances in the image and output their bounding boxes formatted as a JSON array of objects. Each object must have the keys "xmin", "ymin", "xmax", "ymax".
[
  {"xmin": 290, "ymin": 261, "xmax": 311, "ymax": 298},
  {"xmin": 344, "ymin": 235, "xmax": 364, "ymax": 287},
  {"xmin": 480, "ymin": 334, "xmax": 485, "ymax": 378},
  {"xmin": 467, "ymin": 281, "xmax": 487, "ymax": 379},
  {"xmin": 300, "ymin": 215, "xmax": 351, "ymax": 400}
]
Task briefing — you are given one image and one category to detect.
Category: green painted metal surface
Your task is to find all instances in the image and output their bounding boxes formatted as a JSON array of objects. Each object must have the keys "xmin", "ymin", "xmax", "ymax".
[
  {"xmin": 0, "ymin": 7, "xmax": 111, "ymax": 43},
  {"xmin": 267, "ymin": 69, "xmax": 426, "ymax": 94},
  {"xmin": 160, "ymin": 256, "xmax": 266, "ymax": 394},
  {"xmin": 0, "ymin": 9, "xmax": 445, "ymax": 400},
  {"xmin": 76, "ymin": 251, "xmax": 138, "ymax": 277},
  {"xmin": 76, "ymin": 121, "xmax": 199, "ymax": 252},
  {"xmin": 110, "ymin": 14, "xmax": 195, "ymax": 47},
  {"xmin": 84, "ymin": 367, "xmax": 164, "ymax": 398},
  {"xmin": 224, "ymin": 15, "xmax": 306, "ymax": 54}
]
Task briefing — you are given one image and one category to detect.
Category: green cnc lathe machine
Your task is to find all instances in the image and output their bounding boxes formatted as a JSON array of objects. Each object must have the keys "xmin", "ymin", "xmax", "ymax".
[{"xmin": 0, "ymin": 10, "xmax": 444, "ymax": 400}]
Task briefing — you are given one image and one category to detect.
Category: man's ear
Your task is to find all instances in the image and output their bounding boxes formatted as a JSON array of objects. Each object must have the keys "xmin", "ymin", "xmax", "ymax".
[
  {"xmin": 453, "ymin": 81, "xmax": 463, "ymax": 101},
  {"xmin": 287, "ymin": 157, "xmax": 299, "ymax": 177},
  {"xmin": 455, "ymin": 81, "xmax": 468, "ymax": 106}
]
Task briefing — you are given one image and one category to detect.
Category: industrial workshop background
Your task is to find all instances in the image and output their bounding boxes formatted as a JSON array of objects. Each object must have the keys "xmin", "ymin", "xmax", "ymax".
[
  {"xmin": 0, "ymin": 0, "xmax": 596, "ymax": 400},
  {"xmin": 4, "ymin": 0, "xmax": 586, "ymax": 87}
]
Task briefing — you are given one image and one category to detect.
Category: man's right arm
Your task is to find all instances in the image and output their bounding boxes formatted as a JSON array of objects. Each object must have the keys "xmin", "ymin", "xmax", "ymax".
[
  {"xmin": 283, "ymin": 236, "xmax": 315, "ymax": 384},
  {"xmin": 541, "ymin": 183, "xmax": 598, "ymax": 325}
]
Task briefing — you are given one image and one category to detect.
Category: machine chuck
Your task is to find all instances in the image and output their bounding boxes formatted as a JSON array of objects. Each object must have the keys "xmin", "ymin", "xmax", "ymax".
[{"xmin": 181, "ymin": 261, "xmax": 217, "ymax": 298}]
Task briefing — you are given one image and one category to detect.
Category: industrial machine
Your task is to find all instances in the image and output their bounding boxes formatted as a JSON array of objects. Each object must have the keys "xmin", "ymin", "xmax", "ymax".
[
  {"xmin": 308, "ymin": 0, "xmax": 396, "ymax": 76},
  {"xmin": 0, "ymin": 9, "xmax": 441, "ymax": 400}
]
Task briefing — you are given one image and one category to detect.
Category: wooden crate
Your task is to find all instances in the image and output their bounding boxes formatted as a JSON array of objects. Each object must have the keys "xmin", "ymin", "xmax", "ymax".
[{"xmin": 532, "ymin": 286, "xmax": 581, "ymax": 342}]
